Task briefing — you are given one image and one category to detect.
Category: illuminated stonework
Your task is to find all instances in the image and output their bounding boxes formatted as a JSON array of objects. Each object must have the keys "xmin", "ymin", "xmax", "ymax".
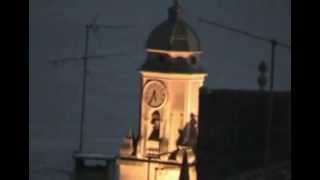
[
  {"xmin": 137, "ymin": 72, "xmax": 206, "ymax": 158},
  {"xmin": 117, "ymin": 158, "xmax": 198, "ymax": 180},
  {"xmin": 117, "ymin": 1, "xmax": 207, "ymax": 180}
]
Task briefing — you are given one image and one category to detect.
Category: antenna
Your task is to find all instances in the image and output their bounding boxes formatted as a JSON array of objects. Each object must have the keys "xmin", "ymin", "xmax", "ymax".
[
  {"xmin": 198, "ymin": 17, "xmax": 290, "ymax": 177},
  {"xmin": 257, "ymin": 61, "xmax": 268, "ymax": 91},
  {"xmin": 90, "ymin": 12, "xmax": 102, "ymax": 46},
  {"xmin": 51, "ymin": 14, "xmax": 135, "ymax": 153}
]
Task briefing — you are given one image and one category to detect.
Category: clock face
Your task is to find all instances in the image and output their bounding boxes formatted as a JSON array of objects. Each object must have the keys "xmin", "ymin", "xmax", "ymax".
[{"xmin": 144, "ymin": 81, "xmax": 167, "ymax": 108}]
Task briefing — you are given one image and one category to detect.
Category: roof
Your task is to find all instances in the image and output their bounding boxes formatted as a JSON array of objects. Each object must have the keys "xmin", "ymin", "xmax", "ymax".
[
  {"xmin": 197, "ymin": 89, "xmax": 291, "ymax": 179},
  {"xmin": 146, "ymin": 20, "xmax": 201, "ymax": 52},
  {"xmin": 225, "ymin": 161, "xmax": 291, "ymax": 180},
  {"xmin": 146, "ymin": 1, "xmax": 201, "ymax": 52},
  {"xmin": 141, "ymin": 1, "xmax": 205, "ymax": 74},
  {"xmin": 72, "ymin": 152, "xmax": 115, "ymax": 161}
]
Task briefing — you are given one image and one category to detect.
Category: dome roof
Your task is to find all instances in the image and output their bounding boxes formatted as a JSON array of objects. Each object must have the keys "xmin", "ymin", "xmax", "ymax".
[
  {"xmin": 140, "ymin": 1, "xmax": 206, "ymax": 74},
  {"xmin": 146, "ymin": 1, "xmax": 201, "ymax": 52}
]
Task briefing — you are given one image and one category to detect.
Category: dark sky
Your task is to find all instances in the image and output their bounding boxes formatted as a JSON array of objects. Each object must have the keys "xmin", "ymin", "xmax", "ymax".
[{"xmin": 30, "ymin": 0, "xmax": 290, "ymax": 179}]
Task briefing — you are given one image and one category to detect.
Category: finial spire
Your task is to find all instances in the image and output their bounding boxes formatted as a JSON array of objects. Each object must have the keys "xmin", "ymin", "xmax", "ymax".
[
  {"xmin": 174, "ymin": 0, "xmax": 179, "ymax": 6},
  {"xmin": 168, "ymin": 0, "xmax": 183, "ymax": 21}
]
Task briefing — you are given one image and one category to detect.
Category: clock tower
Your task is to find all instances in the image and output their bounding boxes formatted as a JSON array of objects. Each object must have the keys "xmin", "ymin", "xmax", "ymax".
[{"xmin": 117, "ymin": 1, "xmax": 207, "ymax": 180}]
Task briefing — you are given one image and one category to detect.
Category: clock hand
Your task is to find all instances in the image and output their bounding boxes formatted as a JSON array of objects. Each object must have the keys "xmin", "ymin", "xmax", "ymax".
[
  {"xmin": 149, "ymin": 90, "xmax": 157, "ymax": 105},
  {"xmin": 153, "ymin": 91, "xmax": 157, "ymax": 101}
]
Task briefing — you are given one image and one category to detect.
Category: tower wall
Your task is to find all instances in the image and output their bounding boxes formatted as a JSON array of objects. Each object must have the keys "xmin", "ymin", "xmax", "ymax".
[
  {"xmin": 138, "ymin": 72, "xmax": 206, "ymax": 157},
  {"xmin": 117, "ymin": 158, "xmax": 197, "ymax": 180}
]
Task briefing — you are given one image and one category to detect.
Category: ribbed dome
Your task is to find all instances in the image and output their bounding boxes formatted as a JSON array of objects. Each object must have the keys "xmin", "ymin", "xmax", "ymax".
[
  {"xmin": 146, "ymin": 1, "xmax": 201, "ymax": 52},
  {"xmin": 141, "ymin": 1, "xmax": 206, "ymax": 74}
]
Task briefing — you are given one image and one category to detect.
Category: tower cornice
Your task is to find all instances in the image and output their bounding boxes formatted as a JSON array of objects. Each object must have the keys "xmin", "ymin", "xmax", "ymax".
[{"xmin": 140, "ymin": 71, "xmax": 207, "ymax": 80}]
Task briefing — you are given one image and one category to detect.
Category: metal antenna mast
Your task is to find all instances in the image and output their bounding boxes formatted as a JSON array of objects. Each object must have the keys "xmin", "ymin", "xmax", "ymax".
[
  {"xmin": 198, "ymin": 17, "xmax": 290, "ymax": 175},
  {"xmin": 50, "ymin": 15, "xmax": 134, "ymax": 153}
]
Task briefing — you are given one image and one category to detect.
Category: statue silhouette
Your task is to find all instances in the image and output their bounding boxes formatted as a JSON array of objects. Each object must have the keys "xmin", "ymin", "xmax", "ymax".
[
  {"xmin": 177, "ymin": 113, "xmax": 198, "ymax": 149},
  {"xmin": 149, "ymin": 111, "xmax": 161, "ymax": 140}
]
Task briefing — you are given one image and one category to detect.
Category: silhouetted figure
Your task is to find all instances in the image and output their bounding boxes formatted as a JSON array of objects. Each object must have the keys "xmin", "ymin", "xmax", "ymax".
[
  {"xmin": 177, "ymin": 113, "xmax": 198, "ymax": 149},
  {"xmin": 149, "ymin": 111, "xmax": 161, "ymax": 140}
]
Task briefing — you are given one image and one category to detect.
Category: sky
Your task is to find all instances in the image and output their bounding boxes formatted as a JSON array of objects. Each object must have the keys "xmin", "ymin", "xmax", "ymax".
[{"xmin": 29, "ymin": 0, "xmax": 290, "ymax": 179}]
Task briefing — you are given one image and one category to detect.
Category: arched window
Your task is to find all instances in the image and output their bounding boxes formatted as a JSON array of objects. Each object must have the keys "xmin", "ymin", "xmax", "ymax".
[{"xmin": 149, "ymin": 111, "xmax": 161, "ymax": 141}]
